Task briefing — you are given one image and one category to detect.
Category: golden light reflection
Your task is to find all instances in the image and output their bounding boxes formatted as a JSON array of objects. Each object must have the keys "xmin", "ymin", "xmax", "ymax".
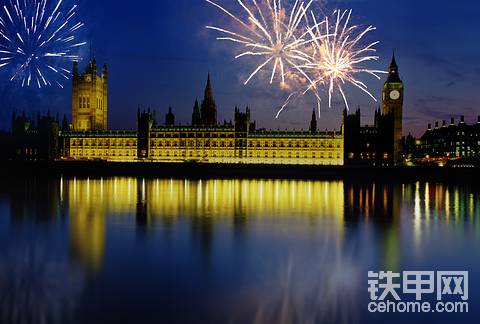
[
  {"xmin": 60, "ymin": 178, "xmax": 479, "ymax": 274},
  {"xmin": 65, "ymin": 178, "xmax": 346, "ymax": 272},
  {"xmin": 413, "ymin": 182, "xmax": 422, "ymax": 247}
]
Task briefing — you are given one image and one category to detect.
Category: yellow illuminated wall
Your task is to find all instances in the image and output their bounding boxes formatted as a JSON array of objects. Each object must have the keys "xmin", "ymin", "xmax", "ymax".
[
  {"xmin": 246, "ymin": 133, "xmax": 343, "ymax": 165},
  {"xmin": 63, "ymin": 129, "xmax": 344, "ymax": 165},
  {"xmin": 72, "ymin": 65, "xmax": 108, "ymax": 131},
  {"xmin": 66, "ymin": 133, "xmax": 137, "ymax": 162}
]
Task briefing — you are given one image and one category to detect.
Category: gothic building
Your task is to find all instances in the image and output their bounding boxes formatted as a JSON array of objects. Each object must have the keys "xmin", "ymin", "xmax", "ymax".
[
  {"xmin": 6, "ymin": 56, "xmax": 409, "ymax": 167},
  {"xmin": 61, "ymin": 71, "xmax": 343, "ymax": 165},
  {"xmin": 72, "ymin": 58, "xmax": 108, "ymax": 131},
  {"xmin": 344, "ymin": 54, "xmax": 404, "ymax": 166},
  {"xmin": 8, "ymin": 111, "xmax": 63, "ymax": 160}
]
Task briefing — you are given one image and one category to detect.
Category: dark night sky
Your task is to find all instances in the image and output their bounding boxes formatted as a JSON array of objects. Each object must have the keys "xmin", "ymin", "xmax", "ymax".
[{"xmin": 1, "ymin": 0, "xmax": 479, "ymax": 136}]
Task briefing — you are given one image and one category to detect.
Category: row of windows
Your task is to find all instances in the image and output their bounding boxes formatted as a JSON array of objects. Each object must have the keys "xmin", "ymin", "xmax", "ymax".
[
  {"xmin": 72, "ymin": 140, "xmax": 341, "ymax": 149},
  {"xmin": 151, "ymin": 151, "xmax": 235, "ymax": 158},
  {"xmin": 71, "ymin": 150, "xmax": 136, "ymax": 157},
  {"xmin": 78, "ymin": 96, "xmax": 104, "ymax": 110},
  {"xmin": 70, "ymin": 149, "xmax": 342, "ymax": 160},
  {"xmin": 152, "ymin": 141, "xmax": 235, "ymax": 148},
  {"xmin": 152, "ymin": 132, "xmax": 235, "ymax": 139},
  {"xmin": 79, "ymin": 96, "xmax": 90, "ymax": 109},
  {"xmin": 248, "ymin": 142, "xmax": 341, "ymax": 148},
  {"xmin": 71, "ymin": 139, "xmax": 137, "ymax": 146},
  {"xmin": 71, "ymin": 141, "xmax": 343, "ymax": 151},
  {"xmin": 150, "ymin": 133, "xmax": 340, "ymax": 140}
]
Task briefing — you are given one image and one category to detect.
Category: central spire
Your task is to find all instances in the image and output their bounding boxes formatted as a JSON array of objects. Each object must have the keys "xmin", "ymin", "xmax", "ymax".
[
  {"xmin": 201, "ymin": 73, "xmax": 217, "ymax": 126},
  {"xmin": 205, "ymin": 73, "xmax": 213, "ymax": 98}
]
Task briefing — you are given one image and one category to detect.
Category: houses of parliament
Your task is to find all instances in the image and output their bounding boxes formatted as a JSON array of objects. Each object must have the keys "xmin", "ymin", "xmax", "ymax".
[{"xmin": 5, "ymin": 55, "xmax": 408, "ymax": 167}]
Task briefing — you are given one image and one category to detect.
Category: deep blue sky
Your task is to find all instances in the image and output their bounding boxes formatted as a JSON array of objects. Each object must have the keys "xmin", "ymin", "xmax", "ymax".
[{"xmin": 1, "ymin": 0, "xmax": 479, "ymax": 136}]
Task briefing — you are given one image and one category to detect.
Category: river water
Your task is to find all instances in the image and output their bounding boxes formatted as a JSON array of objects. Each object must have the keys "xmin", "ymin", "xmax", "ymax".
[{"xmin": 0, "ymin": 177, "xmax": 478, "ymax": 324}]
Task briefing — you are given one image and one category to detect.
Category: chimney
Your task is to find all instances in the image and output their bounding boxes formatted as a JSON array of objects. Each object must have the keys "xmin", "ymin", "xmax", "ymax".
[
  {"xmin": 435, "ymin": 121, "xmax": 439, "ymax": 128},
  {"xmin": 477, "ymin": 116, "xmax": 480, "ymax": 124},
  {"xmin": 460, "ymin": 116, "xmax": 465, "ymax": 124},
  {"xmin": 450, "ymin": 118, "xmax": 455, "ymax": 125},
  {"xmin": 442, "ymin": 120, "xmax": 446, "ymax": 127},
  {"xmin": 428, "ymin": 124, "xmax": 432, "ymax": 130}
]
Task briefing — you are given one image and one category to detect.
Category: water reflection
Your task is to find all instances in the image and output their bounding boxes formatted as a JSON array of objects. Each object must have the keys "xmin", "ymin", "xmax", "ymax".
[
  {"xmin": 0, "ymin": 177, "xmax": 479, "ymax": 324},
  {"xmin": 63, "ymin": 178, "xmax": 346, "ymax": 270},
  {"xmin": 0, "ymin": 245, "xmax": 84, "ymax": 324}
]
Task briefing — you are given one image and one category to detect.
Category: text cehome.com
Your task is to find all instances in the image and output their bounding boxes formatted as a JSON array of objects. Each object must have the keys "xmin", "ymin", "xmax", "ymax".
[{"xmin": 368, "ymin": 300, "xmax": 468, "ymax": 313}]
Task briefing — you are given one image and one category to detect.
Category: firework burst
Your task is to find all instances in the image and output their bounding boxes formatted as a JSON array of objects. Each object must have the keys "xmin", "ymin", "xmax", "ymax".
[
  {"xmin": 207, "ymin": 2, "xmax": 386, "ymax": 118},
  {"xmin": 301, "ymin": 9, "xmax": 386, "ymax": 111},
  {"xmin": 0, "ymin": 0, "xmax": 86, "ymax": 88},
  {"xmin": 206, "ymin": 0, "xmax": 326, "ymax": 87}
]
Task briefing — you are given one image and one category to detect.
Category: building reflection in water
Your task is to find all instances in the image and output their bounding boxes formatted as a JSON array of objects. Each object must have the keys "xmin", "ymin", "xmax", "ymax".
[
  {"xmin": 344, "ymin": 181, "xmax": 402, "ymax": 271},
  {"xmin": 402, "ymin": 181, "xmax": 480, "ymax": 248},
  {"xmin": 64, "ymin": 178, "xmax": 346, "ymax": 269},
  {"xmin": 58, "ymin": 177, "xmax": 480, "ymax": 272},
  {"xmin": 2, "ymin": 177, "xmax": 479, "ymax": 323},
  {"xmin": 0, "ymin": 178, "xmax": 82, "ymax": 324}
]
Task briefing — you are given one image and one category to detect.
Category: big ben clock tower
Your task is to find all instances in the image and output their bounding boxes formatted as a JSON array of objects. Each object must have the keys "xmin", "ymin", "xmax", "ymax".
[{"xmin": 382, "ymin": 53, "xmax": 404, "ymax": 166}]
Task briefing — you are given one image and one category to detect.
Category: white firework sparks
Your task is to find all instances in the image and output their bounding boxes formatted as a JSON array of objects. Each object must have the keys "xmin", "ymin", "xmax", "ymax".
[
  {"xmin": 0, "ymin": 0, "xmax": 86, "ymax": 88},
  {"xmin": 206, "ymin": 0, "xmax": 326, "ymax": 87},
  {"xmin": 301, "ymin": 9, "xmax": 386, "ymax": 111},
  {"xmin": 206, "ymin": 2, "xmax": 386, "ymax": 118}
]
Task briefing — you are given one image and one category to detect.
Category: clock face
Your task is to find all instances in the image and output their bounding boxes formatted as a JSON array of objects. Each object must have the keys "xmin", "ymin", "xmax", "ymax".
[{"xmin": 390, "ymin": 90, "xmax": 400, "ymax": 100}]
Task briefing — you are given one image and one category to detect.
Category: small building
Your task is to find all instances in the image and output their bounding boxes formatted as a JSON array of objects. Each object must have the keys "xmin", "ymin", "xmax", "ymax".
[{"xmin": 416, "ymin": 116, "xmax": 480, "ymax": 164}]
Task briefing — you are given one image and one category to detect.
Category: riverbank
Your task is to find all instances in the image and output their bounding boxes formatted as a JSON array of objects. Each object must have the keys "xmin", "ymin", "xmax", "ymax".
[{"xmin": 0, "ymin": 160, "xmax": 478, "ymax": 183}]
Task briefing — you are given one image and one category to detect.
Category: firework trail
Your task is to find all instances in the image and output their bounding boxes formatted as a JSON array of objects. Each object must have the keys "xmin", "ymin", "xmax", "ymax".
[
  {"xmin": 301, "ymin": 9, "xmax": 386, "ymax": 112},
  {"xmin": 206, "ymin": 1, "xmax": 385, "ymax": 118},
  {"xmin": 205, "ymin": 0, "xmax": 326, "ymax": 87},
  {"xmin": 0, "ymin": 0, "xmax": 86, "ymax": 88}
]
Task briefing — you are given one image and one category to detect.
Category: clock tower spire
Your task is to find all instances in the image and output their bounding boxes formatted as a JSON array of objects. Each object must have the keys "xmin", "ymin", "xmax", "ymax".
[{"xmin": 382, "ymin": 52, "xmax": 404, "ymax": 166}]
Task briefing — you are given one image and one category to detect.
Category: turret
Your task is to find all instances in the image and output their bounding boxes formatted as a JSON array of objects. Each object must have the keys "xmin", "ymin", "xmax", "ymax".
[
  {"xmin": 201, "ymin": 73, "xmax": 217, "ymax": 126},
  {"xmin": 234, "ymin": 106, "xmax": 250, "ymax": 132},
  {"xmin": 102, "ymin": 64, "xmax": 108, "ymax": 81},
  {"xmin": 91, "ymin": 58, "xmax": 97, "ymax": 77},
  {"xmin": 165, "ymin": 106, "xmax": 175, "ymax": 126},
  {"xmin": 192, "ymin": 99, "xmax": 201, "ymax": 126},
  {"xmin": 137, "ymin": 109, "xmax": 154, "ymax": 159},
  {"xmin": 73, "ymin": 61, "xmax": 79, "ymax": 77},
  {"xmin": 309, "ymin": 109, "xmax": 317, "ymax": 133}
]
